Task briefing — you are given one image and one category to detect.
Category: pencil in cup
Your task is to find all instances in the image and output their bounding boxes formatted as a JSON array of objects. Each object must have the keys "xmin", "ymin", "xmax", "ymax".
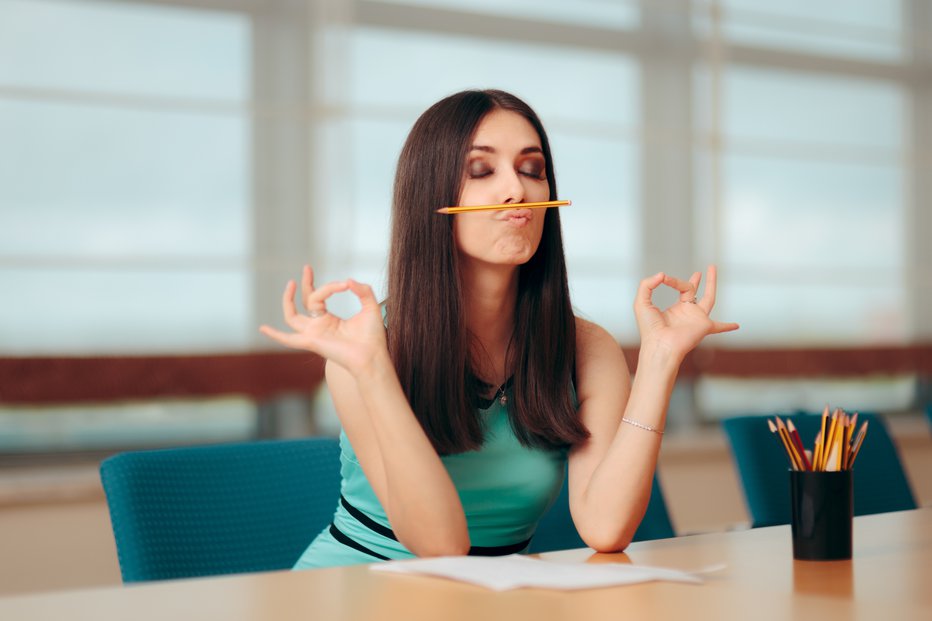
[
  {"xmin": 767, "ymin": 411, "xmax": 867, "ymax": 471},
  {"xmin": 436, "ymin": 200, "xmax": 571, "ymax": 214}
]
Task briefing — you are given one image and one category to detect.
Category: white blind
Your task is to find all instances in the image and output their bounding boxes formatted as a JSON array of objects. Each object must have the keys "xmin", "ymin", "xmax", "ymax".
[
  {"xmin": 1, "ymin": 0, "xmax": 929, "ymax": 446},
  {"xmin": 2, "ymin": 0, "xmax": 929, "ymax": 352},
  {"xmin": 0, "ymin": 0, "xmax": 252, "ymax": 354}
]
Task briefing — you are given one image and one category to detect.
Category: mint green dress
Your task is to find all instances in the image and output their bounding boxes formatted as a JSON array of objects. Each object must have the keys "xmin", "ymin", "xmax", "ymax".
[{"xmin": 293, "ymin": 388, "xmax": 569, "ymax": 569}]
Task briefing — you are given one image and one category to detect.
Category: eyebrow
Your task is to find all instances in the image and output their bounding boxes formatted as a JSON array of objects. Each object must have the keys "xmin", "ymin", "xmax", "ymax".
[{"xmin": 469, "ymin": 145, "xmax": 543, "ymax": 155}]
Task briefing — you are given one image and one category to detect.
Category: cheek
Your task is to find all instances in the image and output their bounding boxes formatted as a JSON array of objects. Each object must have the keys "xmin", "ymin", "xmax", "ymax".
[
  {"xmin": 458, "ymin": 179, "xmax": 480, "ymax": 207},
  {"xmin": 530, "ymin": 181, "xmax": 551, "ymax": 203},
  {"xmin": 531, "ymin": 217, "xmax": 546, "ymax": 246},
  {"xmin": 453, "ymin": 217, "xmax": 482, "ymax": 254}
]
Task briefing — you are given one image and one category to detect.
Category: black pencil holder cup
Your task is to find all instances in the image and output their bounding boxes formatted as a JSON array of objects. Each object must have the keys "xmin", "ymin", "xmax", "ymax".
[{"xmin": 789, "ymin": 469, "xmax": 853, "ymax": 561}]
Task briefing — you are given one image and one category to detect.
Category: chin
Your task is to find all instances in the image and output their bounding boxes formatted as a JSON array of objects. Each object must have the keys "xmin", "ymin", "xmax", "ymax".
[
  {"xmin": 497, "ymin": 256, "xmax": 532, "ymax": 266},
  {"xmin": 494, "ymin": 240, "xmax": 538, "ymax": 265}
]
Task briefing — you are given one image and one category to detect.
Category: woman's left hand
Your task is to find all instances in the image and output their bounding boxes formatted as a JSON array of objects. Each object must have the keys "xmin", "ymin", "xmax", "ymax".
[{"xmin": 634, "ymin": 265, "xmax": 739, "ymax": 360}]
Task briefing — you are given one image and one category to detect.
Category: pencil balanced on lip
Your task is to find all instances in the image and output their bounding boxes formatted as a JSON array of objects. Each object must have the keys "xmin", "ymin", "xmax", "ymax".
[
  {"xmin": 768, "ymin": 407, "xmax": 868, "ymax": 472},
  {"xmin": 436, "ymin": 199, "xmax": 571, "ymax": 214}
]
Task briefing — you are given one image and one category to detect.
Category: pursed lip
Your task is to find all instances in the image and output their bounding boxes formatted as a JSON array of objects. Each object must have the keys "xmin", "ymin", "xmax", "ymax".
[{"xmin": 496, "ymin": 208, "xmax": 533, "ymax": 222}]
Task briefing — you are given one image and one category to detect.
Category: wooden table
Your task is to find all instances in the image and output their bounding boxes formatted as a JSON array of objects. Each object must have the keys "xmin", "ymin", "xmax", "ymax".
[{"xmin": 2, "ymin": 508, "xmax": 929, "ymax": 620}]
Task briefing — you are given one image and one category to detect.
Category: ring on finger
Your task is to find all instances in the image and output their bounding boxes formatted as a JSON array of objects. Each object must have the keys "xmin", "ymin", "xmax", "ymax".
[
  {"xmin": 682, "ymin": 298, "xmax": 698, "ymax": 304},
  {"xmin": 308, "ymin": 309, "xmax": 327, "ymax": 318}
]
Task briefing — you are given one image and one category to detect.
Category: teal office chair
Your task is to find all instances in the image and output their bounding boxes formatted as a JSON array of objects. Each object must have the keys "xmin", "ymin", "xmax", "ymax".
[
  {"xmin": 925, "ymin": 404, "xmax": 932, "ymax": 433},
  {"xmin": 100, "ymin": 437, "xmax": 341, "ymax": 583},
  {"xmin": 528, "ymin": 471, "xmax": 674, "ymax": 553},
  {"xmin": 722, "ymin": 412, "xmax": 916, "ymax": 528}
]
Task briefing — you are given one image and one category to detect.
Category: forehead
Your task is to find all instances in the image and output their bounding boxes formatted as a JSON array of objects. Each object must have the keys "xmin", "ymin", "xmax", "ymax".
[{"xmin": 472, "ymin": 108, "xmax": 542, "ymax": 149}]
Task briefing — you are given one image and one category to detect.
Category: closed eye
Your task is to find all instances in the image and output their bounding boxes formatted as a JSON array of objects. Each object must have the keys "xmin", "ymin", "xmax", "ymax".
[
  {"xmin": 519, "ymin": 164, "xmax": 546, "ymax": 180},
  {"xmin": 468, "ymin": 161, "xmax": 493, "ymax": 179}
]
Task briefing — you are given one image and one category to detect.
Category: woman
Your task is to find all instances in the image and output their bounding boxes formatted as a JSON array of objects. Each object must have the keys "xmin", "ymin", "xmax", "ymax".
[{"xmin": 260, "ymin": 89, "xmax": 738, "ymax": 568}]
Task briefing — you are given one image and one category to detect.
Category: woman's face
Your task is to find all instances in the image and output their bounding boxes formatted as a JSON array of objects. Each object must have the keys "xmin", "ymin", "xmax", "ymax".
[{"xmin": 453, "ymin": 108, "xmax": 550, "ymax": 268}]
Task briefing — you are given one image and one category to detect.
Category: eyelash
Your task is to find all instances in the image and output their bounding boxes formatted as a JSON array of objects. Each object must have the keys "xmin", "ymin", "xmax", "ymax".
[{"xmin": 468, "ymin": 167, "xmax": 545, "ymax": 180}]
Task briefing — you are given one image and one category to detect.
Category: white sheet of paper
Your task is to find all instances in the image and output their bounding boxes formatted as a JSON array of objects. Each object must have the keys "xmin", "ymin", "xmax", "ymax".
[{"xmin": 371, "ymin": 554, "xmax": 712, "ymax": 591}]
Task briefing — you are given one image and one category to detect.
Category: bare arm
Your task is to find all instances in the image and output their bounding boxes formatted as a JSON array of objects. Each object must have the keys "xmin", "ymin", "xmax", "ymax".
[
  {"xmin": 567, "ymin": 266, "xmax": 739, "ymax": 551},
  {"xmin": 260, "ymin": 266, "xmax": 469, "ymax": 556}
]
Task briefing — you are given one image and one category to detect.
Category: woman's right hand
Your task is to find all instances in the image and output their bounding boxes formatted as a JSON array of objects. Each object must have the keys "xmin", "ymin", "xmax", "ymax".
[{"xmin": 259, "ymin": 265, "xmax": 388, "ymax": 377}]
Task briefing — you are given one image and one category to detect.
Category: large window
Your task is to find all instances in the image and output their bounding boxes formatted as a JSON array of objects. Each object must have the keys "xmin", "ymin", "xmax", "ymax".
[
  {"xmin": 0, "ymin": 0, "xmax": 252, "ymax": 354},
  {"xmin": 696, "ymin": 67, "xmax": 907, "ymax": 345},
  {"xmin": 688, "ymin": 0, "xmax": 927, "ymax": 415},
  {"xmin": 0, "ymin": 0, "xmax": 257, "ymax": 450},
  {"xmin": 2, "ymin": 0, "xmax": 929, "ymax": 452}
]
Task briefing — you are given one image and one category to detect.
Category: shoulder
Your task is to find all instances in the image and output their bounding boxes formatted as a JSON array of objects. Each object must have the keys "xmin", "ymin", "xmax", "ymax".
[
  {"xmin": 575, "ymin": 316, "xmax": 624, "ymax": 359},
  {"xmin": 573, "ymin": 316, "xmax": 631, "ymax": 401}
]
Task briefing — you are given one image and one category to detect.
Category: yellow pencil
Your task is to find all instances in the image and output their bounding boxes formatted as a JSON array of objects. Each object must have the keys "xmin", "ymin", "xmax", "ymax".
[
  {"xmin": 812, "ymin": 430, "xmax": 823, "ymax": 472},
  {"xmin": 816, "ymin": 407, "xmax": 829, "ymax": 471},
  {"xmin": 817, "ymin": 411, "xmax": 830, "ymax": 471},
  {"xmin": 823, "ymin": 410, "xmax": 840, "ymax": 471},
  {"xmin": 833, "ymin": 411, "xmax": 847, "ymax": 471},
  {"xmin": 775, "ymin": 417, "xmax": 804, "ymax": 470},
  {"xmin": 436, "ymin": 199, "xmax": 571, "ymax": 214},
  {"xmin": 847, "ymin": 420, "xmax": 869, "ymax": 469},
  {"xmin": 842, "ymin": 413, "xmax": 856, "ymax": 470},
  {"xmin": 769, "ymin": 418, "xmax": 801, "ymax": 470},
  {"xmin": 777, "ymin": 418, "xmax": 804, "ymax": 470}
]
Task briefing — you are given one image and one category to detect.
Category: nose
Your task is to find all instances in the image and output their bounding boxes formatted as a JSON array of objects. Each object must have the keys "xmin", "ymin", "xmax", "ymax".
[{"xmin": 498, "ymin": 167, "xmax": 525, "ymax": 206}]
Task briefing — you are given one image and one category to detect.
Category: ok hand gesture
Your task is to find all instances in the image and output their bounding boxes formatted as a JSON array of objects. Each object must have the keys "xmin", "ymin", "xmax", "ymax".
[
  {"xmin": 634, "ymin": 265, "xmax": 739, "ymax": 360},
  {"xmin": 259, "ymin": 266, "xmax": 388, "ymax": 377}
]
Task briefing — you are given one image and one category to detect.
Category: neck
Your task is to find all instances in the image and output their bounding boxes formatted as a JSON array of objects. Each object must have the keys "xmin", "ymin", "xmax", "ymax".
[{"xmin": 459, "ymin": 260, "xmax": 519, "ymax": 381}]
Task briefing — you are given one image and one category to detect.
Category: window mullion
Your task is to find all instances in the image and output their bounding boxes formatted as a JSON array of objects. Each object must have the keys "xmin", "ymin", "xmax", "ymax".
[{"xmin": 251, "ymin": 0, "xmax": 314, "ymax": 347}]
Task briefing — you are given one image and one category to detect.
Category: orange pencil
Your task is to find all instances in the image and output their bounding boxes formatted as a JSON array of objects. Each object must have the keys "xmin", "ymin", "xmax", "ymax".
[
  {"xmin": 437, "ymin": 199, "xmax": 571, "ymax": 214},
  {"xmin": 775, "ymin": 417, "xmax": 804, "ymax": 470},
  {"xmin": 769, "ymin": 419, "xmax": 801, "ymax": 470},
  {"xmin": 847, "ymin": 420, "xmax": 869, "ymax": 469}
]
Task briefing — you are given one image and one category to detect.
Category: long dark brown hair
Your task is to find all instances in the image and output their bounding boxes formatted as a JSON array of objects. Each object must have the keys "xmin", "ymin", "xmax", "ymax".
[{"xmin": 387, "ymin": 89, "xmax": 589, "ymax": 454}]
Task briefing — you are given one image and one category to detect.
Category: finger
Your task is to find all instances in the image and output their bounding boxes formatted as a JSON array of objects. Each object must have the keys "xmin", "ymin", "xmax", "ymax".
[
  {"xmin": 282, "ymin": 284, "xmax": 310, "ymax": 332},
  {"xmin": 636, "ymin": 272, "xmax": 665, "ymax": 308},
  {"xmin": 687, "ymin": 271, "xmax": 702, "ymax": 304},
  {"xmin": 699, "ymin": 265, "xmax": 718, "ymax": 313},
  {"xmin": 662, "ymin": 274, "xmax": 698, "ymax": 301},
  {"xmin": 300, "ymin": 265, "xmax": 314, "ymax": 312},
  {"xmin": 689, "ymin": 271, "xmax": 701, "ymax": 291},
  {"xmin": 710, "ymin": 320, "xmax": 740, "ymax": 334},
  {"xmin": 281, "ymin": 280, "xmax": 300, "ymax": 322},
  {"xmin": 346, "ymin": 279, "xmax": 379, "ymax": 310},
  {"xmin": 306, "ymin": 280, "xmax": 351, "ymax": 313},
  {"xmin": 259, "ymin": 324, "xmax": 306, "ymax": 349},
  {"xmin": 259, "ymin": 324, "xmax": 284, "ymax": 341}
]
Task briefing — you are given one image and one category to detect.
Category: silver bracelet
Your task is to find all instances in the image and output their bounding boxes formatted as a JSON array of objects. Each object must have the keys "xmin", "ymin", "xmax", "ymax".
[{"xmin": 622, "ymin": 417, "xmax": 664, "ymax": 435}]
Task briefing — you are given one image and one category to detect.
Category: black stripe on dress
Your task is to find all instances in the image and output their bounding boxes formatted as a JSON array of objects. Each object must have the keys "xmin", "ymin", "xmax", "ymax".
[
  {"xmin": 329, "ymin": 523, "xmax": 390, "ymax": 561},
  {"xmin": 336, "ymin": 495, "xmax": 532, "ymax": 557}
]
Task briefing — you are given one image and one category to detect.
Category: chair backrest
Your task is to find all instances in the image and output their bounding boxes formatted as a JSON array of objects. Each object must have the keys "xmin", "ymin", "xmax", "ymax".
[
  {"xmin": 926, "ymin": 404, "xmax": 932, "ymax": 433},
  {"xmin": 722, "ymin": 412, "xmax": 917, "ymax": 528},
  {"xmin": 100, "ymin": 437, "xmax": 341, "ymax": 583},
  {"xmin": 527, "ymin": 470, "xmax": 675, "ymax": 553}
]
